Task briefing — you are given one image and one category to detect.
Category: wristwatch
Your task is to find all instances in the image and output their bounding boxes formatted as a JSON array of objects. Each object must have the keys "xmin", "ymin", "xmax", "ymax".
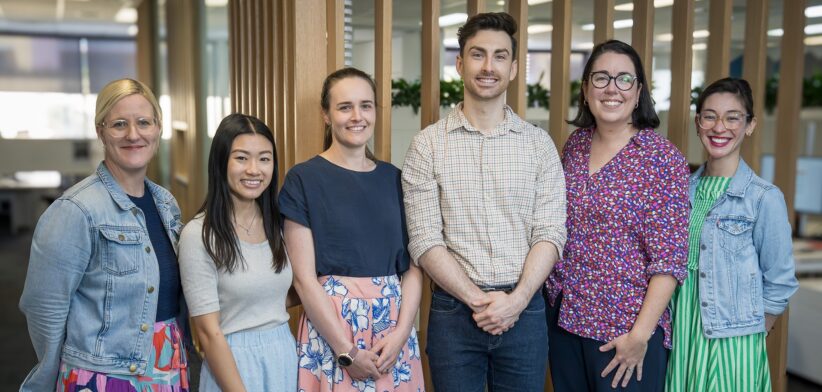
[{"xmin": 336, "ymin": 345, "xmax": 359, "ymax": 367}]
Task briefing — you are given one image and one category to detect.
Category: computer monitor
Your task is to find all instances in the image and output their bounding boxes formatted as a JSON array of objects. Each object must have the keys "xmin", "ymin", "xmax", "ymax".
[{"xmin": 760, "ymin": 155, "xmax": 822, "ymax": 214}]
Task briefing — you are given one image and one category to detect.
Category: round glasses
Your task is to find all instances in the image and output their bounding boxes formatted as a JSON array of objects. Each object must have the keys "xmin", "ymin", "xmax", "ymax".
[
  {"xmin": 101, "ymin": 118, "xmax": 158, "ymax": 133},
  {"xmin": 589, "ymin": 71, "xmax": 638, "ymax": 91},
  {"xmin": 697, "ymin": 111, "xmax": 751, "ymax": 130}
]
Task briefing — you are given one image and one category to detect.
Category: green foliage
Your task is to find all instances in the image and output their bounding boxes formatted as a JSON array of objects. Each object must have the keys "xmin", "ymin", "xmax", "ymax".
[{"xmin": 690, "ymin": 71, "xmax": 822, "ymax": 113}]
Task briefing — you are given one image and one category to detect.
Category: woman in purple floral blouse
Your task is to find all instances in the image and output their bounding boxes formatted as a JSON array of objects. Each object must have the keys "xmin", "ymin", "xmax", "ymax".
[{"xmin": 545, "ymin": 40, "xmax": 690, "ymax": 391}]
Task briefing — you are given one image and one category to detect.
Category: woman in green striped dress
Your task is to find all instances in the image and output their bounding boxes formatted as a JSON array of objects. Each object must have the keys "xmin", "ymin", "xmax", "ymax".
[{"xmin": 665, "ymin": 78, "xmax": 798, "ymax": 392}]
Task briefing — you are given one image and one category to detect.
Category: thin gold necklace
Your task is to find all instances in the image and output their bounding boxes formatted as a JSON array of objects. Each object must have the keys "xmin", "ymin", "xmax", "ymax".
[{"xmin": 235, "ymin": 212, "xmax": 257, "ymax": 236}]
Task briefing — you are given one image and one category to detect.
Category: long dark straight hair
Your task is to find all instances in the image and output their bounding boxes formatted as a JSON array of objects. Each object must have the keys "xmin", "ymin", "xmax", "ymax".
[
  {"xmin": 321, "ymin": 67, "xmax": 377, "ymax": 160},
  {"xmin": 199, "ymin": 113, "xmax": 287, "ymax": 273}
]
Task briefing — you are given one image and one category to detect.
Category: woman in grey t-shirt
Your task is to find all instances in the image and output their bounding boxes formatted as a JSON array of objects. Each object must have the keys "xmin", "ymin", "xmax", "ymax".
[{"xmin": 179, "ymin": 113, "xmax": 296, "ymax": 391}]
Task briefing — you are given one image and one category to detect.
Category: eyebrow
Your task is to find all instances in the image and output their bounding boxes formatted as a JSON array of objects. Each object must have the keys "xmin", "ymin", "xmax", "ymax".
[
  {"xmin": 335, "ymin": 100, "xmax": 375, "ymax": 106},
  {"xmin": 468, "ymin": 46, "xmax": 511, "ymax": 55},
  {"xmin": 231, "ymin": 149, "xmax": 273, "ymax": 155}
]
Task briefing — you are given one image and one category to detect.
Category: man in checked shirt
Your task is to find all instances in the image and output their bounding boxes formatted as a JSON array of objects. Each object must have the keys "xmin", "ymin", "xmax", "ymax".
[{"xmin": 402, "ymin": 12, "xmax": 567, "ymax": 392}]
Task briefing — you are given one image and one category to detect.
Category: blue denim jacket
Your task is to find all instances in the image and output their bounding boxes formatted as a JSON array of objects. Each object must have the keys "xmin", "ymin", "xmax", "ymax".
[
  {"xmin": 19, "ymin": 162, "xmax": 184, "ymax": 391},
  {"xmin": 690, "ymin": 159, "xmax": 798, "ymax": 339}
]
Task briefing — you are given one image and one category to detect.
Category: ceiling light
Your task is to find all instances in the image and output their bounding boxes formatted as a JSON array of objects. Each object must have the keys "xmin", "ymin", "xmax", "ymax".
[
  {"xmin": 805, "ymin": 35, "xmax": 822, "ymax": 45},
  {"xmin": 439, "ymin": 13, "xmax": 468, "ymax": 27},
  {"xmin": 806, "ymin": 5, "xmax": 822, "ymax": 18},
  {"xmin": 657, "ymin": 33, "xmax": 673, "ymax": 42},
  {"xmin": 497, "ymin": 0, "xmax": 505, "ymax": 4},
  {"xmin": 583, "ymin": 19, "xmax": 632, "ymax": 31},
  {"xmin": 581, "ymin": 23, "xmax": 595, "ymax": 31},
  {"xmin": 768, "ymin": 28, "xmax": 784, "ymax": 37},
  {"xmin": 575, "ymin": 42, "xmax": 595, "ymax": 50},
  {"xmin": 528, "ymin": 24, "xmax": 553, "ymax": 34},
  {"xmin": 692, "ymin": 30, "xmax": 709, "ymax": 38},
  {"xmin": 806, "ymin": 24, "xmax": 822, "ymax": 35},
  {"xmin": 692, "ymin": 43, "xmax": 707, "ymax": 50},
  {"xmin": 614, "ymin": 0, "xmax": 674, "ymax": 12},
  {"xmin": 114, "ymin": 7, "xmax": 137, "ymax": 23},
  {"xmin": 528, "ymin": 0, "xmax": 552, "ymax": 4},
  {"xmin": 443, "ymin": 37, "xmax": 458, "ymax": 47},
  {"xmin": 128, "ymin": 25, "xmax": 139, "ymax": 36},
  {"xmin": 205, "ymin": 0, "xmax": 228, "ymax": 7}
]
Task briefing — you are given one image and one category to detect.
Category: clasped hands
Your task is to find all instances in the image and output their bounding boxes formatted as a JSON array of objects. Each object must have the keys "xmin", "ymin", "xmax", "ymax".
[
  {"xmin": 345, "ymin": 328, "xmax": 408, "ymax": 381},
  {"xmin": 470, "ymin": 291, "xmax": 528, "ymax": 335}
]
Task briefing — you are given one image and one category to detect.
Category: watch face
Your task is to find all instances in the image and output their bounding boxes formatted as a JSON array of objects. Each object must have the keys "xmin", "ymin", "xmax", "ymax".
[{"xmin": 337, "ymin": 353, "xmax": 353, "ymax": 367}]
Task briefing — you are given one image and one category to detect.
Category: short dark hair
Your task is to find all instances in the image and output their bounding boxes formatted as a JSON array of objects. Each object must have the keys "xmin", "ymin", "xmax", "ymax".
[
  {"xmin": 320, "ymin": 67, "xmax": 376, "ymax": 161},
  {"xmin": 568, "ymin": 39, "xmax": 659, "ymax": 130},
  {"xmin": 696, "ymin": 77, "xmax": 754, "ymax": 119},
  {"xmin": 457, "ymin": 12, "xmax": 518, "ymax": 58},
  {"xmin": 200, "ymin": 113, "xmax": 287, "ymax": 273}
]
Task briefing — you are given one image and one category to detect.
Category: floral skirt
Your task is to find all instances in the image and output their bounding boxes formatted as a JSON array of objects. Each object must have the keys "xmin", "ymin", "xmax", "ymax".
[
  {"xmin": 56, "ymin": 318, "xmax": 189, "ymax": 392},
  {"xmin": 297, "ymin": 275, "xmax": 425, "ymax": 392}
]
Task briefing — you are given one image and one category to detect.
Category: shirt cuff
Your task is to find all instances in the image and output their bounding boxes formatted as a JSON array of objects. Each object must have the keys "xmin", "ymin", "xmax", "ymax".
[
  {"xmin": 408, "ymin": 237, "xmax": 446, "ymax": 266},
  {"xmin": 645, "ymin": 261, "xmax": 688, "ymax": 284}
]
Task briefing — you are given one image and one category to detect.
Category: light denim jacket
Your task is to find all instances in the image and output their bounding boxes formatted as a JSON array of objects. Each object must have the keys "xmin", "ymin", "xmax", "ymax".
[
  {"xmin": 19, "ymin": 162, "xmax": 184, "ymax": 391},
  {"xmin": 690, "ymin": 159, "xmax": 798, "ymax": 339}
]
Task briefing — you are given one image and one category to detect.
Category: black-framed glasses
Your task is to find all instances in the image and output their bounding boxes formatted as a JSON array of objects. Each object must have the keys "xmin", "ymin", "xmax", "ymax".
[
  {"xmin": 101, "ymin": 117, "xmax": 158, "ymax": 133},
  {"xmin": 697, "ymin": 110, "xmax": 751, "ymax": 130},
  {"xmin": 588, "ymin": 71, "xmax": 638, "ymax": 91}
]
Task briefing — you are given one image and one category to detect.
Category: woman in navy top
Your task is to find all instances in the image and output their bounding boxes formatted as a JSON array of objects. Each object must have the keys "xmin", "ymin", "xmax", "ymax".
[{"xmin": 280, "ymin": 67, "xmax": 425, "ymax": 391}]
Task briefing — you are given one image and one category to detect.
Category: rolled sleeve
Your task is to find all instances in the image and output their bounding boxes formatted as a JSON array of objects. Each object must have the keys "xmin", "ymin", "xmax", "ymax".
[
  {"xmin": 755, "ymin": 187, "xmax": 798, "ymax": 315},
  {"xmin": 530, "ymin": 132, "xmax": 567, "ymax": 255},
  {"xmin": 402, "ymin": 131, "xmax": 446, "ymax": 263},
  {"xmin": 19, "ymin": 199, "xmax": 92, "ymax": 391},
  {"xmin": 642, "ymin": 153, "xmax": 690, "ymax": 284}
]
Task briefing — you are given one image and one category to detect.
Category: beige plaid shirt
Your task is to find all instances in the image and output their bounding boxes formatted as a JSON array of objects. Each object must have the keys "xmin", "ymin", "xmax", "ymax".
[{"xmin": 402, "ymin": 103, "xmax": 567, "ymax": 287}]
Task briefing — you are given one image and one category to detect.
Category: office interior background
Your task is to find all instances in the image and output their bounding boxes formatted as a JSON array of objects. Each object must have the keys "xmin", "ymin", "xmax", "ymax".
[{"xmin": 1, "ymin": 0, "xmax": 821, "ymax": 391}]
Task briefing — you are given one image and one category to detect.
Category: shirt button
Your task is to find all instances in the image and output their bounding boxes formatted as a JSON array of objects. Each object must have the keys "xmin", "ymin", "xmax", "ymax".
[
  {"xmin": 118, "ymin": 234, "xmax": 125, "ymax": 241},
  {"xmin": 700, "ymin": 244, "xmax": 706, "ymax": 250},
  {"xmin": 700, "ymin": 272, "xmax": 706, "ymax": 278},
  {"xmin": 701, "ymin": 301, "xmax": 708, "ymax": 307},
  {"xmin": 145, "ymin": 246, "xmax": 151, "ymax": 254},
  {"xmin": 129, "ymin": 364, "xmax": 137, "ymax": 372},
  {"xmin": 147, "ymin": 286, "xmax": 155, "ymax": 293},
  {"xmin": 140, "ymin": 323, "xmax": 149, "ymax": 332}
]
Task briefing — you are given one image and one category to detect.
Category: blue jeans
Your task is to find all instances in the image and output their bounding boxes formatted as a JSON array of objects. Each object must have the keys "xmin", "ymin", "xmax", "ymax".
[{"xmin": 426, "ymin": 289, "xmax": 549, "ymax": 392}]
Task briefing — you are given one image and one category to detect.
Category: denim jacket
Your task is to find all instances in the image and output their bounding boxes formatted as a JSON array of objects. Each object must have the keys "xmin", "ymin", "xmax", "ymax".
[
  {"xmin": 19, "ymin": 162, "xmax": 184, "ymax": 391},
  {"xmin": 690, "ymin": 159, "xmax": 798, "ymax": 339}
]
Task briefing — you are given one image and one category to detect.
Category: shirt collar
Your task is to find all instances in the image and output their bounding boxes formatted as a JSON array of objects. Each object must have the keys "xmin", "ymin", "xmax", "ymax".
[{"xmin": 445, "ymin": 102, "xmax": 522, "ymax": 135}]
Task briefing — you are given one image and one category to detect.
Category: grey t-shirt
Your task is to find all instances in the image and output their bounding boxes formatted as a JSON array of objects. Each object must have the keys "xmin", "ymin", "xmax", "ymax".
[{"xmin": 179, "ymin": 215, "xmax": 292, "ymax": 335}]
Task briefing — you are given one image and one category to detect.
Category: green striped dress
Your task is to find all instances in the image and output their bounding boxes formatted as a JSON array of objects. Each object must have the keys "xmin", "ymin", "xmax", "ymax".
[{"xmin": 665, "ymin": 176, "xmax": 771, "ymax": 392}]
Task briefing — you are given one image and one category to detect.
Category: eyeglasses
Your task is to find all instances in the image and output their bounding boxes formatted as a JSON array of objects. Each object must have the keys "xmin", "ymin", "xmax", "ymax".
[
  {"xmin": 588, "ymin": 71, "xmax": 638, "ymax": 91},
  {"xmin": 697, "ymin": 110, "xmax": 751, "ymax": 130},
  {"xmin": 101, "ymin": 118, "xmax": 157, "ymax": 133}
]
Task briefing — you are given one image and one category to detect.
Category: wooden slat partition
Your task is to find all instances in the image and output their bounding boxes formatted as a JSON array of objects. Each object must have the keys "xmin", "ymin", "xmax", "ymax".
[
  {"xmin": 631, "ymin": 0, "xmax": 654, "ymax": 80},
  {"xmin": 468, "ymin": 0, "xmax": 485, "ymax": 16},
  {"xmin": 705, "ymin": 0, "xmax": 732, "ymax": 84},
  {"xmin": 594, "ymin": 0, "xmax": 614, "ymax": 45},
  {"xmin": 550, "ymin": 0, "xmax": 572, "ymax": 148},
  {"xmin": 167, "ymin": 0, "xmax": 205, "ymax": 221},
  {"xmin": 667, "ymin": 0, "xmax": 695, "ymax": 156},
  {"xmin": 327, "ymin": 0, "xmax": 345, "ymax": 72},
  {"xmin": 506, "ymin": 0, "xmax": 527, "ymax": 117},
  {"xmin": 136, "ymin": 0, "xmax": 161, "ymax": 183},
  {"xmin": 771, "ymin": 2, "xmax": 805, "ymax": 388},
  {"xmin": 374, "ymin": 0, "xmax": 393, "ymax": 161},
  {"xmin": 741, "ymin": 0, "xmax": 769, "ymax": 174}
]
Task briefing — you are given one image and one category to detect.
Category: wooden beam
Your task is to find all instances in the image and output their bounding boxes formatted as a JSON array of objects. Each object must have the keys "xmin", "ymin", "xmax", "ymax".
[
  {"xmin": 705, "ymin": 0, "xmax": 732, "ymax": 84},
  {"xmin": 550, "ymin": 0, "xmax": 572, "ymax": 148},
  {"xmin": 594, "ymin": 0, "xmax": 614, "ymax": 45},
  {"xmin": 468, "ymin": 0, "xmax": 485, "ymax": 16},
  {"xmin": 767, "ymin": 308, "xmax": 791, "ymax": 392},
  {"xmin": 506, "ymin": 0, "xmax": 528, "ymax": 117},
  {"xmin": 631, "ymin": 0, "xmax": 654, "ymax": 80},
  {"xmin": 741, "ymin": 0, "xmax": 769, "ymax": 174},
  {"xmin": 421, "ymin": 0, "xmax": 440, "ymax": 129},
  {"xmin": 667, "ymin": 0, "xmax": 695, "ymax": 156},
  {"xmin": 327, "ymin": 0, "xmax": 345, "ymax": 72},
  {"xmin": 374, "ymin": 0, "xmax": 392, "ymax": 161}
]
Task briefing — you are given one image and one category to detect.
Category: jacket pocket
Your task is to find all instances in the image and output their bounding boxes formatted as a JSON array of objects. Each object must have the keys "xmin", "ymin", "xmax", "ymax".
[
  {"xmin": 716, "ymin": 216, "xmax": 754, "ymax": 252},
  {"xmin": 99, "ymin": 227, "xmax": 144, "ymax": 275}
]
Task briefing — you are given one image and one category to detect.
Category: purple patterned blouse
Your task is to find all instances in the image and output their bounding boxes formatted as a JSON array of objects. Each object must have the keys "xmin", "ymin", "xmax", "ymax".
[{"xmin": 546, "ymin": 127, "xmax": 689, "ymax": 349}]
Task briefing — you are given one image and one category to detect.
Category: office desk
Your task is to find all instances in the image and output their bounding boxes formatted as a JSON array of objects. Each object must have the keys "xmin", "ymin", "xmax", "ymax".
[{"xmin": 0, "ymin": 175, "xmax": 60, "ymax": 235}]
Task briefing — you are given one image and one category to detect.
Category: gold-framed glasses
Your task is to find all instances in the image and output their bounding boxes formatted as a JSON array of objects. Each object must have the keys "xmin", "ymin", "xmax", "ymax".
[
  {"xmin": 697, "ymin": 110, "xmax": 750, "ymax": 130},
  {"xmin": 101, "ymin": 118, "xmax": 157, "ymax": 132},
  {"xmin": 589, "ymin": 71, "xmax": 637, "ymax": 91}
]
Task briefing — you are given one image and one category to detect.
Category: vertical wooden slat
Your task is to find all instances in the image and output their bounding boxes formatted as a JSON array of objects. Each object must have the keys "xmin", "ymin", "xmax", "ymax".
[
  {"xmin": 594, "ymin": 0, "xmax": 614, "ymax": 45},
  {"xmin": 771, "ymin": 2, "xmax": 805, "ymax": 389},
  {"xmin": 468, "ymin": 0, "xmax": 485, "ymax": 16},
  {"xmin": 705, "ymin": 0, "xmax": 732, "ymax": 84},
  {"xmin": 229, "ymin": 0, "xmax": 237, "ymax": 111},
  {"xmin": 506, "ymin": 0, "xmax": 527, "ymax": 117},
  {"xmin": 421, "ymin": 0, "xmax": 440, "ymax": 128},
  {"xmin": 374, "ymin": 0, "xmax": 392, "ymax": 161},
  {"xmin": 741, "ymin": 0, "xmax": 769, "ymax": 174},
  {"xmin": 667, "ymin": 0, "xmax": 695, "ymax": 156},
  {"xmin": 631, "ymin": 0, "xmax": 654, "ymax": 81},
  {"xmin": 550, "ymin": 0, "xmax": 572, "ymax": 148},
  {"xmin": 327, "ymin": 0, "xmax": 345, "ymax": 72},
  {"xmin": 292, "ymin": 2, "xmax": 328, "ymax": 163},
  {"xmin": 136, "ymin": 0, "xmax": 161, "ymax": 183}
]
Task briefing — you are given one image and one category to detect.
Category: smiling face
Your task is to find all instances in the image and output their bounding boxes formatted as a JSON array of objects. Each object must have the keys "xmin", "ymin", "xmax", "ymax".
[
  {"xmin": 97, "ymin": 94, "xmax": 160, "ymax": 176},
  {"xmin": 226, "ymin": 133, "xmax": 274, "ymax": 204},
  {"xmin": 323, "ymin": 76, "xmax": 376, "ymax": 151},
  {"xmin": 457, "ymin": 29, "xmax": 518, "ymax": 104},
  {"xmin": 697, "ymin": 92, "xmax": 755, "ymax": 162},
  {"xmin": 584, "ymin": 51, "xmax": 640, "ymax": 130}
]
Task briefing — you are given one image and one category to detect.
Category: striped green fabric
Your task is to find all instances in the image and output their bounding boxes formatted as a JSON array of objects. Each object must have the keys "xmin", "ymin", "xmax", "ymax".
[{"xmin": 665, "ymin": 176, "xmax": 771, "ymax": 392}]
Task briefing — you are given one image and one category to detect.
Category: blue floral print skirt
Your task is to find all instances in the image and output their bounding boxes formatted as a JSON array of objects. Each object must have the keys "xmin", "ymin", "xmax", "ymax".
[
  {"xmin": 56, "ymin": 318, "xmax": 189, "ymax": 392},
  {"xmin": 297, "ymin": 275, "xmax": 425, "ymax": 392}
]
